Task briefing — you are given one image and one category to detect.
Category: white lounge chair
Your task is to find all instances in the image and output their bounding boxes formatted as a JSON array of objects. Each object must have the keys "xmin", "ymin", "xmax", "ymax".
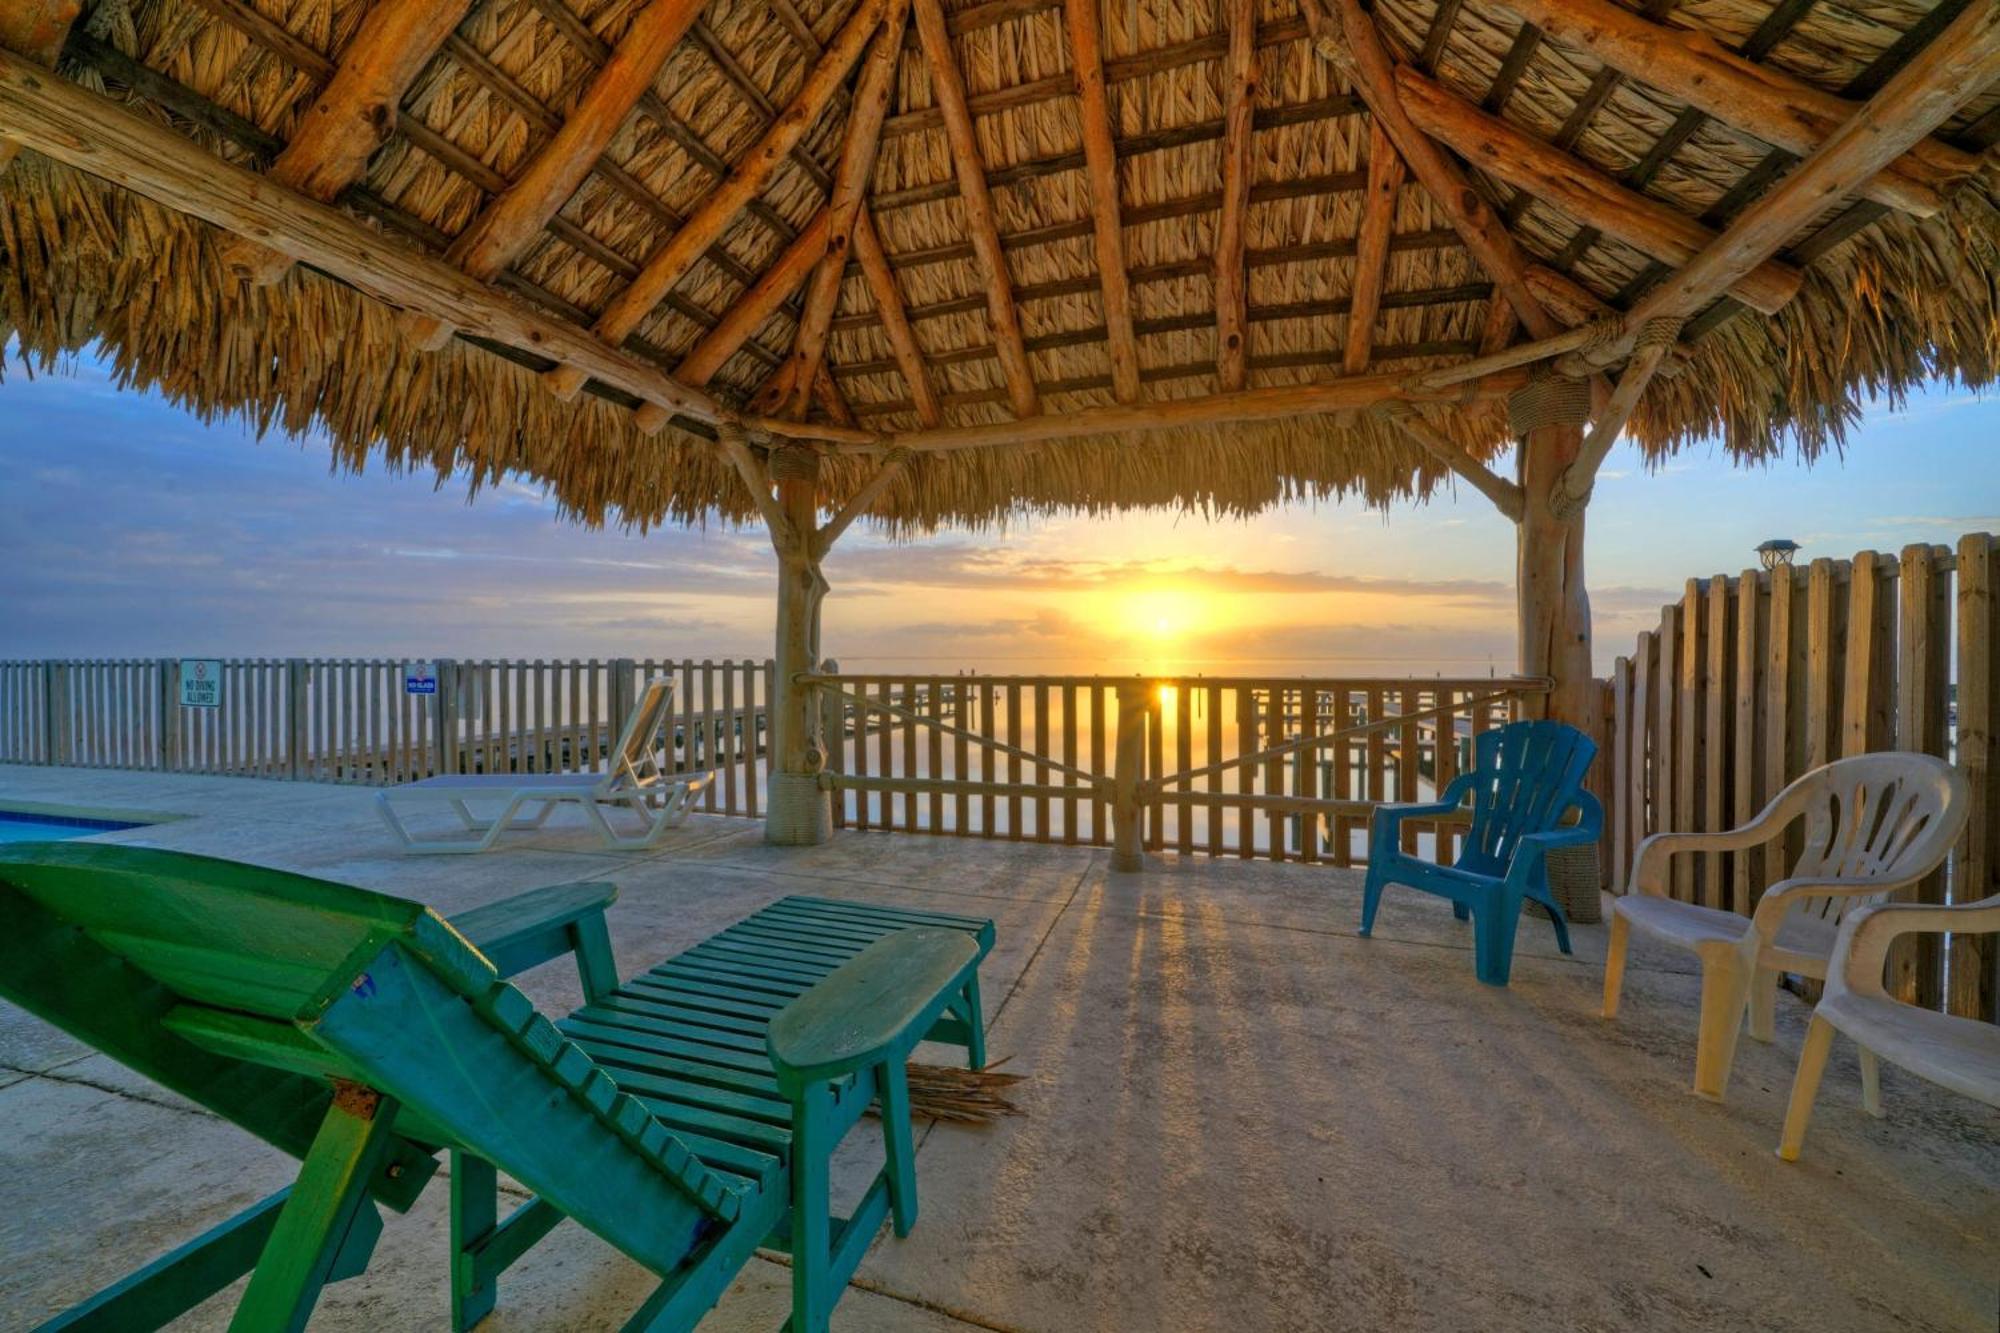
[
  {"xmin": 1603, "ymin": 752, "xmax": 1967, "ymax": 1101},
  {"xmin": 1778, "ymin": 890, "xmax": 2000, "ymax": 1160},
  {"xmin": 376, "ymin": 677, "xmax": 712, "ymax": 853}
]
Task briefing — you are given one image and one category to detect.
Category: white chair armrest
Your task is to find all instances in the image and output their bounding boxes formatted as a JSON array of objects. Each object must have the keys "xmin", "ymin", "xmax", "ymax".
[
  {"xmin": 1629, "ymin": 814, "xmax": 1793, "ymax": 898},
  {"xmin": 1748, "ymin": 873, "xmax": 1924, "ymax": 940},
  {"xmin": 1828, "ymin": 893, "xmax": 2000, "ymax": 1001}
]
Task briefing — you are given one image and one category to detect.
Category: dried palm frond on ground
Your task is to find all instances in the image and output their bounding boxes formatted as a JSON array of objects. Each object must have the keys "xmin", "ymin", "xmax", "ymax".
[{"xmin": 897, "ymin": 1057, "xmax": 1026, "ymax": 1125}]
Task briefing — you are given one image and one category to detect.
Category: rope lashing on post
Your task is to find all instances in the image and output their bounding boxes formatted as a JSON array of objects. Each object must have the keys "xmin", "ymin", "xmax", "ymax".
[
  {"xmin": 1506, "ymin": 370, "xmax": 1592, "ymax": 437},
  {"xmin": 767, "ymin": 443, "xmax": 823, "ymax": 484},
  {"xmin": 1548, "ymin": 314, "xmax": 1687, "ymax": 520}
]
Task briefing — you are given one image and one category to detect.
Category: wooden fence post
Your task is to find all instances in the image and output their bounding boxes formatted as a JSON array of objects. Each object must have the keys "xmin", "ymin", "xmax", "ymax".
[
  {"xmin": 1952, "ymin": 534, "xmax": 1998, "ymax": 1022},
  {"xmin": 1893, "ymin": 544, "xmax": 1952, "ymax": 1007},
  {"xmin": 610, "ymin": 659, "xmax": 637, "ymax": 735},
  {"xmin": 157, "ymin": 658, "xmax": 180, "ymax": 771},
  {"xmin": 1111, "ymin": 680, "xmax": 1148, "ymax": 872},
  {"xmin": 41, "ymin": 661, "xmax": 64, "ymax": 766},
  {"xmin": 286, "ymin": 659, "xmax": 309, "ymax": 781},
  {"xmin": 433, "ymin": 658, "xmax": 458, "ymax": 776}
]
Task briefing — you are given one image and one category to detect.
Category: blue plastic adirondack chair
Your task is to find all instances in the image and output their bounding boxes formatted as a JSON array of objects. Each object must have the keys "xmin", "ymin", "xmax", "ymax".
[{"xmin": 1359, "ymin": 719, "xmax": 1602, "ymax": 985}]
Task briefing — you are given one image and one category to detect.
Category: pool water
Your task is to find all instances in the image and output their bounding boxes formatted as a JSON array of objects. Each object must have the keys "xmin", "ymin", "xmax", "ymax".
[{"xmin": 0, "ymin": 811, "xmax": 145, "ymax": 844}]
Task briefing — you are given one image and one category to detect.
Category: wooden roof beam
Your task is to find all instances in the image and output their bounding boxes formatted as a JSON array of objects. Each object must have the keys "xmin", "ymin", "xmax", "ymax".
[
  {"xmin": 429, "ymin": 0, "xmax": 702, "ymax": 299},
  {"xmin": 215, "ymin": 0, "xmax": 474, "ymax": 285},
  {"xmin": 0, "ymin": 49, "xmax": 893, "ymax": 453},
  {"xmin": 1064, "ymin": 0, "xmax": 1141, "ymax": 403},
  {"xmin": 912, "ymin": 0, "xmax": 1039, "ymax": 418},
  {"xmin": 1344, "ymin": 122, "xmax": 1408, "ymax": 374},
  {"xmin": 1393, "ymin": 65, "xmax": 1803, "ymax": 314},
  {"xmin": 1215, "ymin": 0, "xmax": 1257, "ymax": 391},
  {"xmin": 0, "ymin": 1, "xmax": 80, "ymax": 172},
  {"xmin": 778, "ymin": 0, "xmax": 911, "ymax": 421},
  {"xmin": 1384, "ymin": 410, "xmax": 1524, "ymax": 521},
  {"xmin": 1316, "ymin": 0, "xmax": 1563, "ymax": 341},
  {"xmin": 674, "ymin": 209, "xmax": 832, "ymax": 389},
  {"xmin": 1504, "ymin": 0, "xmax": 1983, "ymax": 218},
  {"xmin": 883, "ymin": 366, "xmax": 1524, "ymax": 453},
  {"xmin": 851, "ymin": 207, "xmax": 944, "ymax": 427},
  {"xmin": 548, "ymin": 0, "xmax": 889, "ymax": 401}
]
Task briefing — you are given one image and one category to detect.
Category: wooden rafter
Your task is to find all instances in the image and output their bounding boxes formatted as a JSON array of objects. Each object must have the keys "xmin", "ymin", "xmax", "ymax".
[
  {"xmin": 1215, "ymin": 0, "xmax": 1257, "ymax": 391},
  {"xmin": 0, "ymin": 0, "xmax": 81, "ymax": 172},
  {"xmin": 1393, "ymin": 65, "xmax": 1803, "ymax": 315},
  {"xmin": 780, "ymin": 0, "xmax": 911, "ymax": 420},
  {"xmin": 215, "ymin": 0, "xmax": 473, "ymax": 284},
  {"xmin": 0, "ymin": 46, "xmax": 792, "ymax": 441},
  {"xmin": 852, "ymin": 208, "xmax": 944, "ymax": 427},
  {"xmin": 1063, "ymin": 0, "xmax": 1141, "ymax": 403},
  {"xmin": 1344, "ymin": 122, "xmax": 1407, "ymax": 374},
  {"xmin": 441, "ymin": 0, "xmax": 702, "ymax": 284},
  {"xmin": 1505, "ymin": 0, "xmax": 1981, "ymax": 218},
  {"xmin": 675, "ymin": 209, "xmax": 832, "ymax": 388},
  {"xmin": 548, "ymin": 0, "xmax": 889, "ymax": 400},
  {"xmin": 912, "ymin": 0, "xmax": 1039, "ymax": 418},
  {"xmin": 1317, "ymin": 0, "xmax": 1563, "ymax": 341}
]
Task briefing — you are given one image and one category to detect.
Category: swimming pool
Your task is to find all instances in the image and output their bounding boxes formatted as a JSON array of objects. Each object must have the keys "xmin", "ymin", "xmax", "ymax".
[{"xmin": 0, "ymin": 810, "xmax": 146, "ymax": 844}]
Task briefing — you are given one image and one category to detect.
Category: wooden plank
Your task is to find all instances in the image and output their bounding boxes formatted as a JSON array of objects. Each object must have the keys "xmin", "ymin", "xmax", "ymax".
[
  {"xmin": 1393, "ymin": 65, "xmax": 1801, "ymax": 314},
  {"xmin": 1841, "ymin": 550, "xmax": 1897, "ymax": 758},
  {"xmin": 1299, "ymin": 685, "xmax": 1321, "ymax": 864},
  {"xmin": 910, "ymin": 0, "xmax": 1039, "ymax": 417},
  {"xmin": 1704, "ymin": 574, "xmax": 1730, "ymax": 908},
  {"xmin": 1893, "ymin": 543, "xmax": 1952, "ymax": 1008},
  {"xmin": 1344, "ymin": 122, "xmax": 1407, "ymax": 374},
  {"xmin": 1207, "ymin": 683, "xmax": 1225, "ymax": 858},
  {"xmin": 1676, "ymin": 581, "xmax": 1701, "ymax": 902},
  {"xmin": 1062, "ymin": 680, "xmax": 1079, "ymax": 844},
  {"xmin": 1731, "ymin": 573, "xmax": 1764, "ymax": 915},
  {"xmin": 1653, "ymin": 604, "xmax": 1677, "ymax": 895},
  {"xmin": 1215, "ymin": 0, "xmax": 1257, "ymax": 391},
  {"xmin": 1612, "ymin": 656, "xmax": 1632, "ymax": 894},
  {"xmin": 1804, "ymin": 558, "xmax": 1843, "ymax": 774},
  {"xmin": 1626, "ymin": 634, "xmax": 1654, "ymax": 892},
  {"xmin": 1953, "ymin": 534, "xmax": 1998, "ymax": 1022},
  {"xmin": 1005, "ymin": 681, "xmax": 1022, "ymax": 839}
]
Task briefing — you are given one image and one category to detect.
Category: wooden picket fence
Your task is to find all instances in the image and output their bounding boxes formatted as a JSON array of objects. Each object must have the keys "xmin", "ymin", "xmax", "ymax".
[
  {"xmin": 0, "ymin": 657, "xmax": 772, "ymax": 818},
  {"xmin": 1607, "ymin": 533, "xmax": 1998, "ymax": 1022},
  {"xmin": 811, "ymin": 673, "xmax": 1546, "ymax": 860}
]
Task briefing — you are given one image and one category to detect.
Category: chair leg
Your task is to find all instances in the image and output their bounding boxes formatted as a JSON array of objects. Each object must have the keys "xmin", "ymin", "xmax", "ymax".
[
  {"xmin": 1471, "ymin": 890, "xmax": 1522, "ymax": 987},
  {"xmin": 1746, "ymin": 966, "xmax": 1778, "ymax": 1043},
  {"xmin": 1451, "ymin": 901, "xmax": 1471, "ymax": 922},
  {"xmin": 229, "ymin": 1087, "xmax": 398, "ymax": 1333},
  {"xmin": 1777, "ymin": 1015, "xmax": 1837, "ymax": 1161},
  {"xmin": 789, "ymin": 1085, "xmax": 835, "ymax": 1333},
  {"xmin": 960, "ymin": 972, "xmax": 986, "ymax": 1071},
  {"xmin": 1359, "ymin": 866, "xmax": 1389, "ymax": 937},
  {"xmin": 1601, "ymin": 912, "xmax": 1630, "ymax": 1020},
  {"xmin": 879, "ymin": 1061, "xmax": 919, "ymax": 1238},
  {"xmin": 1539, "ymin": 895, "xmax": 1572, "ymax": 956},
  {"xmin": 1858, "ymin": 1045, "xmax": 1884, "ymax": 1118},
  {"xmin": 450, "ymin": 1153, "xmax": 498, "ymax": 1332},
  {"xmin": 1691, "ymin": 946, "xmax": 1752, "ymax": 1102}
]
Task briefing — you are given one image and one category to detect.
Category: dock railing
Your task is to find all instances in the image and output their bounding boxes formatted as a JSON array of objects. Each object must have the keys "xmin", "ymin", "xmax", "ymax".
[{"xmin": 1607, "ymin": 532, "xmax": 1998, "ymax": 1023}]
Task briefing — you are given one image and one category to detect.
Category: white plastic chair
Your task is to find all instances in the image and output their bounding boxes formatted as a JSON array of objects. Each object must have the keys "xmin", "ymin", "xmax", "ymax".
[
  {"xmin": 1777, "ymin": 891, "xmax": 2000, "ymax": 1159},
  {"xmin": 1602, "ymin": 753, "xmax": 1968, "ymax": 1101}
]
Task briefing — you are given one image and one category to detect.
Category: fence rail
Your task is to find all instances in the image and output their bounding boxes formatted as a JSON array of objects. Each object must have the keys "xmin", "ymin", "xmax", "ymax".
[
  {"xmin": 808, "ymin": 673, "xmax": 1549, "ymax": 862},
  {"xmin": 0, "ymin": 657, "xmax": 772, "ymax": 818},
  {"xmin": 1608, "ymin": 533, "xmax": 1998, "ymax": 1023}
]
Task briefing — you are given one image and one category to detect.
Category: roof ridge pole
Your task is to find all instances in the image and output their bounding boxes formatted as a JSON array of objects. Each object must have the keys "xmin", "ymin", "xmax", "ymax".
[
  {"xmin": 911, "ymin": 0, "xmax": 1040, "ymax": 418},
  {"xmin": 546, "ymin": 0, "xmax": 891, "ymax": 402},
  {"xmin": 1063, "ymin": 0, "xmax": 1143, "ymax": 403},
  {"xmin": 401, "ymin": 0, "xmax": 707, "ymax": 349},
  {"xmin": 0, "ymin": 0, "xmax": 81, "ymax": 175},
  {"xmin": 771, "ymin": 0, "xmax": 911, "ymax": 422},
  {"xmin": 1214, "ymin": 0, "xmax": 1257, "ymax": 392}
]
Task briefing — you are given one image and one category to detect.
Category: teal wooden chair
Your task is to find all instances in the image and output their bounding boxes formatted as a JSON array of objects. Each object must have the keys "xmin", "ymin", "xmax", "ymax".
[
  {"xmin": 0, "ymin": 843, "xmax": 993, "ymax": 1332},
  {"xmin": 1358, "ymin": 719, "xmax": 1601, "ymax": 986}
]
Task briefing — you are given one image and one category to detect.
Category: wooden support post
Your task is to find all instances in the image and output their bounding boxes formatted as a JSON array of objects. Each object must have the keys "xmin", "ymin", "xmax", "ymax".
[
  {"xmin": 1511, "ymin": 380, "xmax": 1596, "ymax": 734},
  {"xmin": 1111, "ymin": 680, "xmax": 1148, "ymax": 872}
]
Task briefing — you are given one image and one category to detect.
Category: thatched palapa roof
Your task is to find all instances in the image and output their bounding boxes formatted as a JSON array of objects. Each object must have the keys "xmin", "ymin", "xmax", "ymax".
[{"xmin": 0, "ymin": 0, "xmax": 1995, "ymax": 533}]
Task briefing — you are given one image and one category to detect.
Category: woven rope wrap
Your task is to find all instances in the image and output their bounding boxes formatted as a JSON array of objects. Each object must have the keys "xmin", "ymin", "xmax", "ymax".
[
  {"xmin": 767, "ymin": 445, "xmax": 821, "ymax": 485},
  {"xmin": 1545, "ymin": 842, "xmax": 1602, "ymax": 924},
  {"xmin": 1635, "ymin": 315, "xmax": 1685, "ymax": 352},
  {"xmin": 1507, "ymin": 374, "xmax": 1592, "ymax": 436},
  {"xmin": 765, "ymin": 771, "xmax": 831, "ymax": 845}
]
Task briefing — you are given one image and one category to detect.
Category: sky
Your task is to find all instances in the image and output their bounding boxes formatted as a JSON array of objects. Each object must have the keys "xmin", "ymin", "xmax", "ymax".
[{"xmin": 1, "ymin": 347, "xmax": 1995, "ymax": 676}]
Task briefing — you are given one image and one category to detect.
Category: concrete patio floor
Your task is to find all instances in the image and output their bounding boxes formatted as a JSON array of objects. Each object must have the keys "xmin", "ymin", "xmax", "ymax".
[{"xmin": 0, "ymin": 765, "xmax": 1994, "ymax": 1332}]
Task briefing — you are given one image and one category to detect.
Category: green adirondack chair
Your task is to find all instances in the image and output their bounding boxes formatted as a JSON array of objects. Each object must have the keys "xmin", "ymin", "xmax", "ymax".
[{"xmin": 0, "ymin": 842, "xmax": 994, "ymax": 1332}]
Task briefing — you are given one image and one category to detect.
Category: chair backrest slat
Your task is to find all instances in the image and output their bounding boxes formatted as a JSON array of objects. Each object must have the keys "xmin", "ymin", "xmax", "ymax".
[
  {"xmin": 1780, "ymin": 753, "xmax": 1964, "ymax": 931},
  {"xmin": 1460, "ymin": 720, "xmax": 1596, "ymax": 872}
]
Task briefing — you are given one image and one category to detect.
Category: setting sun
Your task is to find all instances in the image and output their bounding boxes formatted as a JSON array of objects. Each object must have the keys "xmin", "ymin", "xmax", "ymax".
[{"xmin": 1118, "ymin": 586, "xmax": 1212, "ymax": 642}]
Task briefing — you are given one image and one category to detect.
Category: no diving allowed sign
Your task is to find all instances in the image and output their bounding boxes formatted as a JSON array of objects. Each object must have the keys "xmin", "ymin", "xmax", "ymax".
[{"xmin": 178, "ymin": 659, "xmax": 223, "ymax": 709}]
